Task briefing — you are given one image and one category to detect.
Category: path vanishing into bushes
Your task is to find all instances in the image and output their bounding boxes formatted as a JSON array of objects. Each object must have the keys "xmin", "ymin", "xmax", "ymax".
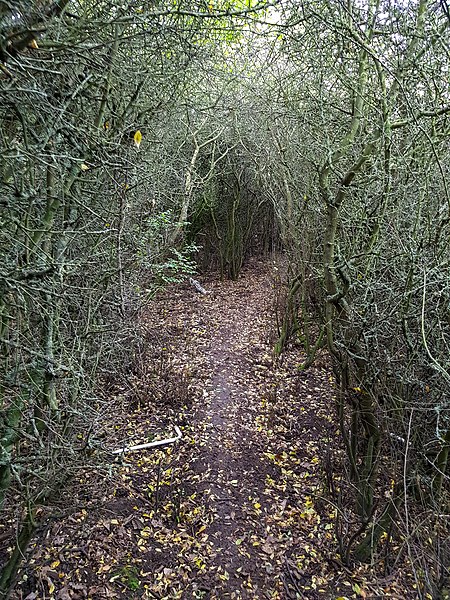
[
  {"xmin": 122, "ymin": 260, "xmax": 338, "ymax": 599},
  {"xmin": 11, "ymin": 260, "xmax": 391, "ymax": 600}
]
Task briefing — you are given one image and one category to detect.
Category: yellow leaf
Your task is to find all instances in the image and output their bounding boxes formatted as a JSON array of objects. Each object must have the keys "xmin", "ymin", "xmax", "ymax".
[
  {"xmin": 29, "ymin": 39, "xmax": 39, "ymax": 49},
  {"xmin": 50, "ymin": 559, "xmax": 60, "ymax": 569},
  {"xmin": 352, "ymin": 583, "xmax": 366, "ymax": 597},
  {"xmin": 80, "ymin": 163, "xmax": 89, "ymax": 171},
  {"xmin": 134, "ymin": 130, "xmax": 142, "ymax": 149}
]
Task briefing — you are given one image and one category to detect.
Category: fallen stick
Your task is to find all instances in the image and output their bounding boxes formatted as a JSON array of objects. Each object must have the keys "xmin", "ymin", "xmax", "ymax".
[
  {"xmin": 189, "ymin": 277, "xmax": 209, "ymax": 295},
  {"xmin": 112, "ymin": 425, "xmax": 182, "ymax": 455}
]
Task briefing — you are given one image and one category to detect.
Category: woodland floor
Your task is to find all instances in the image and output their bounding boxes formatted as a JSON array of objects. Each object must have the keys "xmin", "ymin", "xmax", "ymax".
[{"xmin": 8, "ymin": 259, "xmax": 417, "ymax": 599}]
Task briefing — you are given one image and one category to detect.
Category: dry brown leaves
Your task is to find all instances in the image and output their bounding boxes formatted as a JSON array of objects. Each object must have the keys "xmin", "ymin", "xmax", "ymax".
[{"xmin": 7, "ymin": 259, "xmax": 419, "ymax": 599}]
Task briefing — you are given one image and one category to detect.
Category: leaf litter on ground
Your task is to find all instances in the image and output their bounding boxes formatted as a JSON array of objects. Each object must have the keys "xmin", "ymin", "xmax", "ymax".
[{"xmin": 5, "ymin": 258, "xmax": 420, "ymax": 600}]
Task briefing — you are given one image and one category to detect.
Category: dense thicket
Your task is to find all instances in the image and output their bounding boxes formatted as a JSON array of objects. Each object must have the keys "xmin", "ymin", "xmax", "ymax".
[
  {"xmin": 1, "ymin": 0, "xmax": 449, "ymax": 597},
  {"xmin": 268, "ymin": 2, "xmax": 450, "ymax": 586},
  {"xmin": 0, "ymin": 1, "xmax": 209, "ymax": 592}
]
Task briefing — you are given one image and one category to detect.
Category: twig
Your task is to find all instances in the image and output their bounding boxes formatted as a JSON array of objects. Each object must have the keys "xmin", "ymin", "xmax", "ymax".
[
  {"xmin": 112, "ymin": 425, "xmax": 182, "ymax": 455},
  {"xmin": 189, "ymin": 277, "xmax": 209, "ymax": 295},
  {"xmin": 284, "ymin": 559, "xmax": 305, "ymax": 598}
]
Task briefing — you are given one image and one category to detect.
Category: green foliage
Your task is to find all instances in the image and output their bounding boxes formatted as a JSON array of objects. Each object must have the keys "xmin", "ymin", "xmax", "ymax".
[
  {"xmin": 152, "ymin": 246, "xmax": 199, "ymax": 285},
  {"xmin": 135, "ymin": 211, "xmax": 199, "ymax": 286},
  {"xmin": 115, "ymin": 565, "xmax": 141, "ymax": 591}
]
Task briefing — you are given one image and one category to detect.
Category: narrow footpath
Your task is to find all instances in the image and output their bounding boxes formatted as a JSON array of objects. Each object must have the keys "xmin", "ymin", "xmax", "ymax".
[{"xmin": 13, "ymin": 261, "xmax": 347, "ymax": 600}]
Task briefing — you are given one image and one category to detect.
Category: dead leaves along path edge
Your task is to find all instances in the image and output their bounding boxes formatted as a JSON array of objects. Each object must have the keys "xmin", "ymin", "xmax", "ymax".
[{"xmin": 7, "ymin": 259, "xmax": 411, "ymax": 599}]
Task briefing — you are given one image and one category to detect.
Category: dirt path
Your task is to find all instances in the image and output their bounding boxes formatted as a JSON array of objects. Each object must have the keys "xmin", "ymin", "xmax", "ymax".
[
  {"xmin": 11, "ymin": 260, "xmax": 343, "ymax": 600},
  {"xmin": 191, "ymin": 273, "xmax": 286, "ymax": 596},
  {"xmin": 123, "ymin": 260, "xmax": 339, "ymax": 599}
]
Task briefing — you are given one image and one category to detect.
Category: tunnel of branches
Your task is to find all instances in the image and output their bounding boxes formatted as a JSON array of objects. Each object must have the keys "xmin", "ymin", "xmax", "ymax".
[
  {"xmin": 187, "ymin": 147, "xmax": 280, "ymax": 278},
  {"xmin": 1, "ymin": 0, "xmax": 450, "ymax": 597}
]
